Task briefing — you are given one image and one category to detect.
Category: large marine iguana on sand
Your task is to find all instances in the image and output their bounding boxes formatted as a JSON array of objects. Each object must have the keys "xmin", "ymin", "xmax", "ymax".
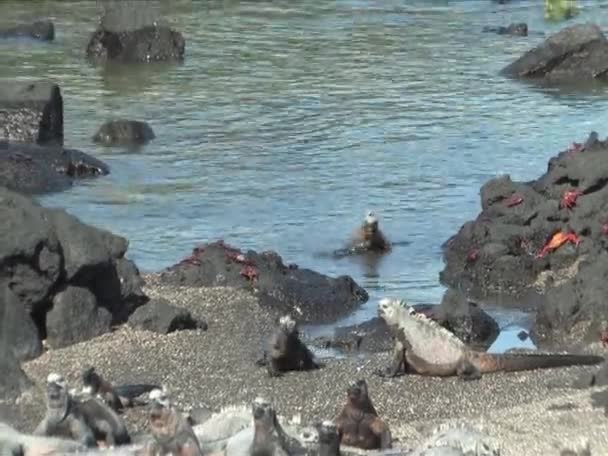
[{"xmin": 376, "ymin": 298, "xmax": 605, "ymax": 380}]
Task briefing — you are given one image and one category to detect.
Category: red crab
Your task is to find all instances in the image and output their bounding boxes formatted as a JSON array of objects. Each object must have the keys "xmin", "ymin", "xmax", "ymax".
[
  {"xmin": 240, "ymin": 265, "xmax": 258, "ymax": 281},
  {"xmin": 466, "ymin": 248, "xmax": 479, "ymax": 263},
  {"xmin": 504, "ymin": 194, "xmax": 524, "ymax": 208},
  {"xmin": 560, "ymin": 190, "xmax": 582, "ymax": 209},
  {"xmin": 536, "ymin": 231, "xmax": 580, "ymax": 258},
  {"xmin": 179, "ymin": 255, "xmax": 202, "ymax": 266},
  {"xmin": 601, "ymin": 330, "xmax": 608, "ymax": 348}
]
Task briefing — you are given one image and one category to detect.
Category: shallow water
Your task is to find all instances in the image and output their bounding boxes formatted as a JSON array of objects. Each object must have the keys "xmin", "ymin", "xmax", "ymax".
[{"xmin": 2, "ymin": 0, "xmax": 608, "ymax": 352}]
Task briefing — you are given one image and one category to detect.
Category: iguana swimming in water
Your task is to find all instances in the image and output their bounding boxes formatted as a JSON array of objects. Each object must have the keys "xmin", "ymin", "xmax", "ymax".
[{"xmin": 376, "ymin": 298, "xmax": 605, "ymax": 380}]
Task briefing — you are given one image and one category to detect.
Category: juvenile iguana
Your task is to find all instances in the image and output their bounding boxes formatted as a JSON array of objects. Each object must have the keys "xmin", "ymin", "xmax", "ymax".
[{"xmin": 377, "ymin": 298, "xmax": 605, "ymax": 380}]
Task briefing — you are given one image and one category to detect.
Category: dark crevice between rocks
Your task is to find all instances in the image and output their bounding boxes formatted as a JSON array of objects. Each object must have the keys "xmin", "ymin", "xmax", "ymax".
[
  {"xmin": 554, "ymin": 176, "xmax": 580, "ymax": 187},
  {"xmin": 584, "ymin": 177, "xmax": 608, "ymax": 195},
  {"xmin": 30, "ymin": 301, "xmax": 49, "ymax": 340}
]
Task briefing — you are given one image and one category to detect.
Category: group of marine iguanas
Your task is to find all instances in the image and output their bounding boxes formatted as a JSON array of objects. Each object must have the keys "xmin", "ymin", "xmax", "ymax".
[{"xmin": 6, "ymin": 213, "xmax": 605, "ymax": 455}]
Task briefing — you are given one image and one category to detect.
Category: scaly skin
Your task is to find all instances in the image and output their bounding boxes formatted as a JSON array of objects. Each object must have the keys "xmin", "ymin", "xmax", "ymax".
[
  {"xmin": 81, "ymin": 367, "xmax": 159, "ymax": 412},
  {"xmin": 33, "ymin": 374, "xmax": 97, "ymax": 448},
  {"xmin": 258, "ymin": 315, "xmax": 320, "ymax": 377},
  {"xmin": 334, "ymin": 380, "xmax": 391, "ymax": 450},
  {"xmin": 140, "ymin": 388, "xmax": 202, "ymax": 456},
  {"xmin": 377, "ymin": 298, "xmax": 605, "ymax": 380}
]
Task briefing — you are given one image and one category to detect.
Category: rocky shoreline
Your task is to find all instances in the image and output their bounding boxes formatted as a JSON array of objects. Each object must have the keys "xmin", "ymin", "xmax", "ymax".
[
  {"xmin": 3, "ymin": 5, "xmax": 608, "ymax": 456},
  {"xmin": 8, "ymin": 278, "xmax": 607, "ymax": 455}
]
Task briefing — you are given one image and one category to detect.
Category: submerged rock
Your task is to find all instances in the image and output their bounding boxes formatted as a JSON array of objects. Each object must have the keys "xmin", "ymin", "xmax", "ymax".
[
  {"xmin": 86, "ymin": 26, "xmax": 185, "ymax": 64},
  {"xmin": 0, "ymin": 20, "xmax": 55, "ymax": 41},
  {"xmin": 483, "ymin": 22, "xmax": 528, "ymax": 37},
  {"xmin": 160, "ymin": 240, "xmax": 368, "ymax": 324},
  {"xmin": 441, "ymin": 131, "xmax": 608, "ymax": 348},
  {"xmin": 501, "ymin": 23, "xmax": 608, "ymax": 83},
  {"xmin": 0, "ymin": 141, "xmax": 110, "ymax": 195},
  {"xmin": 93, "ymin": 119, "xmax": 155, "ymax": 146}
]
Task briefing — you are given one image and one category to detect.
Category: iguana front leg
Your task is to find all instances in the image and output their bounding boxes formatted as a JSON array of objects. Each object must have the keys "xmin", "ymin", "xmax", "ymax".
[
  {"xmin": 370, "ymin": 417, "xmax": 392, "ymax": 449},
  {"xmin": 374, "ymin": 338, "xmax": 408, "ymax": 378},
  {"xmin": 67, "ymin": 416, "xmax": 96, "ymax": 448}
]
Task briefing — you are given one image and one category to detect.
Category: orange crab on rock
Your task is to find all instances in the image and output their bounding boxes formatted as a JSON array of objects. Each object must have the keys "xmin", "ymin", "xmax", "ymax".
[
  {"xmin": 560, "ymin": 190, "xmax": 582, "ymax": 209},
  {"xmin": 536, "ymin": 231, "xmax": 580, "ymax": 258}
]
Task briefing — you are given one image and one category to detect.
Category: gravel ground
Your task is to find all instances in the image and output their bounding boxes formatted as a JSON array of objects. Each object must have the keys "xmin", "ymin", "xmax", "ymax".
[{"xmin": 10, "ymin": 275, "xmax": 608, "ymax": 455}]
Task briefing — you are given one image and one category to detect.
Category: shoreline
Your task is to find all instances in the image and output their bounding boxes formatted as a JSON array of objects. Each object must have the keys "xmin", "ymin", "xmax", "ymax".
[{"xmin": 13, "ymin": 279, "xmax": 608, "ymax": 455}]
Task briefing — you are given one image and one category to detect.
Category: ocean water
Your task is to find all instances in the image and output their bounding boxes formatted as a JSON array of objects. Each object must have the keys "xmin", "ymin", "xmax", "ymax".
[{"xmin": 2, "ymin": 0, "xmax": 608, "ymax": 352}]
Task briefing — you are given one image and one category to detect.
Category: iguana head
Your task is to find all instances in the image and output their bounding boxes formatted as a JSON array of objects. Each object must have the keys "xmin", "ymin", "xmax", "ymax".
[
  {"xmin": 148, "ymin": 387, "xmax": 178, "ymax": 442},
  {"xmin": 346, "ymin": 379, "xmax": 369, "ymax": 406},
  {"xmin": 278, "ymin": 314, "xmax": 297, "ymax": 334},
  {"xmin": 363, "ymin": 210, "xmax": 380, "ymax": 236},
  {"xmin": 378, "ymin": 297, "xmax": 412, "ymax": 326},
  {"xmin": 252, "ymin": 397, "xmax": 278, "ymax": 432},
  {"xmin": 46, "ymin": 373, "xmax": 69, "ymax": 410},
  {"xmin": 81, "ymin": 366, "xmax": 103, "ymax": 394}
]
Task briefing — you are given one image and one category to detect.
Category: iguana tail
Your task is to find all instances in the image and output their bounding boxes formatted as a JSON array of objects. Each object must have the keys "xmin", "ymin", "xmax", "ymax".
[
  {"xmin": 479, "ymin": 353, "xmax": 604, "ymax": 373},
  {"xmin": 114, "ymin": 384, "xmax": 159, "ymax": 400}
]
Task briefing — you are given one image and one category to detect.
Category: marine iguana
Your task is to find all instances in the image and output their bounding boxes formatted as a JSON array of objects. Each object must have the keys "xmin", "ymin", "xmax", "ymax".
[
  {"xmin": 139, "ymin": 387, "xmax": 202, "ymax": 456},
  {"xmin": 257, "ymin": 315, "xmax": 321, "ymax": 377},
  {"xmin": 1, "ymin": 421, "xmax": 88, "ymax": 455},
  {"xmin": 334, "ymin": 379, "xmax": 392, "ymax": 450},
  {"xmin": 78, "ymin": 388, "xmax": 131, "ymax": 447},
  {"xmin": 33, "ymin": 373, "xmax": 97, "ymax": 448},
  {"xmin": 376, "ymin": 298, "xmax": 605, "ymax": 380},
  {"xmin": 349, "ymin": 211, "xmax": 391, "ymax": 253},
  {"xmin": 224, "ymin": 397, "xmax": 306, "ymax": 456},
  {"xmin": 193, "ymin": 402, "xmax": 315, "ymax": 454},
  {"xmin": 81, "ymin": 366, "xmax": 159, "ymax": 412},
  {"xmin": 317, "ymin": 421, "xmax": 341, "ymax": 456}
]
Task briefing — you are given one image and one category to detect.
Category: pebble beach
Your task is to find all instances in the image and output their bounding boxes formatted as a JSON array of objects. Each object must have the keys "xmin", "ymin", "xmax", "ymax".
[{"xmin": 9, "ymin": 275, "xmax": 606, "ymax": 455}]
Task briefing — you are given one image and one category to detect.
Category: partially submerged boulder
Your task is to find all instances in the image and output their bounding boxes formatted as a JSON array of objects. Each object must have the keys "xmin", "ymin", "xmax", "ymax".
[
  {"xmin": 483, "ymin": 22, "xmax": 528, "ymax": 37},
  {"xmin": 0, "ymin": 187, "xmax": 148, "ymax": 359},
  {"xmin": 160, "ymin": 240, "xmax": 369, "ymax": 324},
  {"xmin": 441, "ymin": 131, "xmax": 608, "ymax": 348},
  {"xmin": 0, "ymin": 80, "xmax": 63, "ymax": 145},
  {"xmin": 93, "ymin": 119, "xmax": 155, "ymax": 146},
  {"xmin": 86, "ymin": 0, "xmax": 185, "ymax": 64},
  {"xmin": 128, "ymin": 297, "xmax": 207, "ymax": 334},
  {"xmin": 0, "ymin": 20, "xmax": 55, "ymax": 41},
  {"xmin": 501, "ymin": 23, "xmax": 608, "ymax": 83},
  {"xmin": 0, "ymin": 141, "xmax": 110, "ymax": 195}
]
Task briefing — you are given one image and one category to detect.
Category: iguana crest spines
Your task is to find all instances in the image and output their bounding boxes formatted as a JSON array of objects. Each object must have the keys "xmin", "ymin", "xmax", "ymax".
[
  {"xmin": 381, "ymin": 298, "xmax": 465, "ymax": 349},
  {"xmin": 47, "ymin": 373, "xmax": 66, "ymax": 388},
  {"xmin": 278, "ymin": 315, "xmax": 297, "ymax": 333}
]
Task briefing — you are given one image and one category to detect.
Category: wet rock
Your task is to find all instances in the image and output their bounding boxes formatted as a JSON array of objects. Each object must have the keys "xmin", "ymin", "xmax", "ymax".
[
  {"xmin": 483, "ymin": 22, "xmax": 528, "ymax": 36},
  {"xmin": 0, "ymin": 20, "xmax": 54, "ymax": 41},
  {"xmin": 3, "ymin": 288, "xmax": 42, "ymax": 362},
  {"xmin": 0, "ymin": 187, "xmax": 147, "ymax": 360},
  {"xmin": 128, "ymin": 297, "xmax": 207, "ymax": 334},
  {"xmin": 0, "ymin": 141, "xmax": 110, "ymax": 195},
  {"xmin": 160, "ymin": 240, "xmax": 368, "ymax": 324},
  {"xmin": 441, "ymin": 131, "xmax": 608, "ymax": 348},
  {"xmin": 0, "ymin": 80, "xmax": 63, "ymax": 145},
  {"xmin": 0, "ymin": 282, "xmax": 34, "ymax": 396},
  {"xmin": 501, "ymin": 23, "xmax": 608, "ymax": 83},
  {"xmin": 46, "ymin": 286, "xmax": 113, "ymax": 349},
  {"xmin": 436, "ymin": 289, "xmax": 500, "ymax": 351},
  {"xmin": 86, "ymin": 26, "xmax": 185, "ymax": 64},
  {"xmin": 93, "ymin": 119, "xmax": 155, "ymax": 146},
  {"xmin": 313, "ymin": 317, "xmax": 392, "ymax": 353}
]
